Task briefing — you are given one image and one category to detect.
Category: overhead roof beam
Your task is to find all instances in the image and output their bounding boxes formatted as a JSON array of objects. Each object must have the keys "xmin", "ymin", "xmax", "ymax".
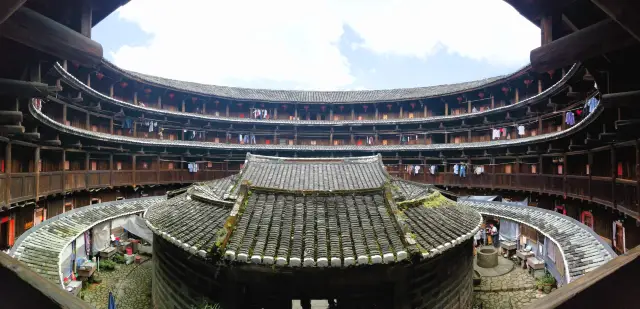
[
  {"xmin": 0, "ymin": 0, "xmax": 26, "ymax": 25},
  {"xmin": 530, "ymin": 19, "xmax": 636, "ymax": 72},
  {"xmin": 591, "ymin": 0, "xmax": 640, "ymax": 43},
  {"xmin": 505, "ymin": 0, "xmax": 577, "ymax": 24},
  {"xmin": 0, "ymin": 7, "xmax": 103, "ymax": 67}
]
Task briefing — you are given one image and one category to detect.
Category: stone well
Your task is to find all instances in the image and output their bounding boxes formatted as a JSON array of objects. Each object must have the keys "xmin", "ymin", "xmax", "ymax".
[{"xmin": 477, "ymin": 247, "xmax": 499, "ymax": 268}]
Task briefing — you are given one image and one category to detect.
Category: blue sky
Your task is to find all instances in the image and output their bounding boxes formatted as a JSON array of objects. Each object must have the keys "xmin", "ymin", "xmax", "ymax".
[{"xmin": 93, "ymin": 0, "xmax": 539, "ymax": 91}]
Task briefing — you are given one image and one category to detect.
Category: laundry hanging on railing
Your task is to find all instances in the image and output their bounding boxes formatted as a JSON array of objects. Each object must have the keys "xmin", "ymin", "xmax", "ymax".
[
  {"xmin": 122, "ymin": 117, "xmax": 133, "ymax": 129},
  {"xmin": 187, "ymin": 162, "xmax": 199, "ymax": 173},
  {"xmin": 474, "ymin": 165, "xmax": 485, "ymax": 175},
  {"xmin": 430, "ymin": 165, "xmax": 437, "ymax": 175},
  {"xmin": 565, "ymin": 111, "xmax": 575, "ymax": 126},
  {"xmin": 517, "ymin": 125, "xmax": 525, "ymax": 136},
  {"xmin": 586, "ymin": 97, "xmax": 599, "ymax": 114}
]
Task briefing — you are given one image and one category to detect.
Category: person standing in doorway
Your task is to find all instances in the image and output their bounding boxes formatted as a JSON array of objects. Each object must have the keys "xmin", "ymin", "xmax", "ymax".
[{"xmin": 491, "ymin": 224, "xmax": 499, "ymax": 248}]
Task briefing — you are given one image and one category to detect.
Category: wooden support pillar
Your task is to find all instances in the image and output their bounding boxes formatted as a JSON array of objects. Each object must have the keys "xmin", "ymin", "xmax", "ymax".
[
  {"xmin": 109, "ymin": 84, "xmax": 114, "ymax": 97},
  {"xmin": 588, "ymin": 151, "xmax": 593, "ymax": 200},
  {"xmin": 399, "ymin": 105, "xmax": 403, "ymax": 118},
  {"xmin": 62, "ymin": 104, "xmax": 67, "ymax": 125},
  {"xmin": 467, "ymin": 101, "xmax": 471, "ymax": 113},
  {"xmin": 133, "ymin": 121, "xmax": 137, "ymax": 137},
  {"xmin": 34, "ymin": 147, "xmax": 40, "ymax": 200},
  {"xmin": 79, "ymin": 0, "xmax": 92, "ymax": 38},
  {"xmin": 538, "ymin": 80, "xmax": 543, "ymax": 93},
  {"xmin": 4, "ymin": 143, "xmax": 11, "ymax": 204},
  {"xmin": 351, "ymin": 105, "xmax": 355, "ymax": 120},
  {"xmin": 225, "ymin": 103, "xmax": 229, "ymax": 117},
  {"xmin": 329, "ymin": 106, "xmax": 333, "ymax": 120},
  {"xmin": 636, "ymin": 141, "xmax": 640, "ymax": 209},
  {"xmin": 529, "ymin": 118, "xmax": 539, "ymax": 138},
  {"xmin": 85, "ymin": 152, "xmax": 90, "ymax": 189},
  {"xmin": 109, "ymin": 118, "xmax": 114, "ymax": 134},
  {"xmin": 563, "ymin": 153, "xmax": 568, "ymax": 195},
  {"xmin": 109, "ymin": 153, "xmax": 113, "ymax": 186},
  {"xmin": 134, "ymin": 91, "xmax": 138, "ymax": 105},
  {"xmin": 423, "ymin": 104, "xmax": 427, "ymax": 118},
  {"xmin": 86, "ymin": 73, "xmax": 91, "ymax": 88},
  {"xmin": 540, "ymin": 15, "xmax": 554, "ymax": 46},
  {"xmin": 445, "ymin": 103, "xmax": 449, "ymax": 116},
  {"xmin": 273, "ymin": 107, "xmax": 277, "ymax": 119},
  {"xmin": 294, "ymin": 104, "xmax": 298, "ymax": 119},
  {"xmin": 375, "ymin": 105, "xmax": 379, "ymax": 119},
  {"xmin": 611, "ymin": 146, "xmax": 617, "ymax": 208},
  {"xmin": 202, "ymin": 101, "xmax": 206, "ymax": 114},
  {"xmin": 156, "ymin": 155, "xmax": 161, "ymax": 184},
  {"xmin": 85, "ymin": 112, "xmax": 90, "ymax": 129},
  {"xmin": 181, "ymin": 100, "xmax": 185, "ymax": 112},
  {"xmin": 132, "ymin": 155, "xmax": 137, "ymax": 187},
  {"xmin": 491, "ymin": 96, "xmax": 495, "ymax": 109},
  {"xmin": 61, "ymin": 150, "xmax": 66, "ymax": 192},
  {"xmin": 157, "ymin": 96, "xmax": 162, "ymax": 109},
  {"xmin": 329, "ymin": 129, "xmax": 333, "ymax": 145},
  {"xmin": 515, "ymin": 88, "xmax": 519, "ymax": 103}
]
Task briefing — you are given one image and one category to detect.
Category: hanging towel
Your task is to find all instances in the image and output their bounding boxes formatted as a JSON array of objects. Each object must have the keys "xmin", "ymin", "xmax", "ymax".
[
  {"xmin": 492, "ymin": 129, "xmax": 501, "ymax": 140},
  {"xmin": 453, "ymin": 164, "xmax": 459, "ymax": 175},
  {"xmin": 517, "ymin": 125, "xmax": 525, "ymax": 136},
  {"xmin": 566, "ymin": 112, "xmax": 575, "ymax": 125},
  {"xmin": 430, "ymin": 165, "xmax": 437, "ymax": 175}
]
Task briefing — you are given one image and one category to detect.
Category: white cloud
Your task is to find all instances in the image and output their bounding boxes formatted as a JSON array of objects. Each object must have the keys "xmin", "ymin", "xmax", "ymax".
[{"xmin": 109, "ymin": 0, "xmax": 539, "ymax": 90}]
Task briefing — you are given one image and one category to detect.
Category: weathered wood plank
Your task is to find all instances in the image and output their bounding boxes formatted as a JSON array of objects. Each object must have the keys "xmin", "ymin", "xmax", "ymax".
[
  {"xmin": 0, "ymin": 0, "xmax": 26, "ymax": 25},
  {"xmin": 592, "ymin": 0, "xmax": 640, "ymax": 43}
]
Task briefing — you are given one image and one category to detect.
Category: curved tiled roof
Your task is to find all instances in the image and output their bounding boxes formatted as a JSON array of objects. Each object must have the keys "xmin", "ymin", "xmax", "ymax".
[
  {"xmin": 460, "ymin": 200, "xmax": 616, "ymax": 283},
  {"xmin": 55, "ymin": 63, "xmax": 578, "ymax": 126},
  {"xmin": 30, "ymin": 96, "xmax": 603, "ymax": 153},
  {"xmin": 240, "ymin": 153, "xmax": 388, "ymax": 191},
  {"xmin": 10, "ymin": 197, "xmax": 164, "ymax": 287},
  {"xmin": 145, "ymin": 184, "xmax": 481, "ymax": 268},
  {"xmin": 101, "ymin": 59, "xmax": 531, "ymax": 104}
]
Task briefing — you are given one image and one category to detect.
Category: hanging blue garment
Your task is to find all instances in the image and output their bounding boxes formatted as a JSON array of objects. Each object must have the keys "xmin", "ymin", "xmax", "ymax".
[
  {"xmin": 460, "ymin": 165, "xmax": 466, "ymax": 177},
  {"xmin": 565, "ymin": 112, "xmax": 575, "ymax": 126},
  {"xmin": 588, "ymin": 97, "xmax": 599, "ymax": 113}
]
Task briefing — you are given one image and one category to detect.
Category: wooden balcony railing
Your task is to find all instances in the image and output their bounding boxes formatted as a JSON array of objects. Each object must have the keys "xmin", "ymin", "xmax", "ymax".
[
  {"xmin": 10, "ymin": 173, "xmax": 36, "ymax": 203},
  {"xmin": 396, "ymin": 168, "xmax": 640, "ymax": 219},
  {"xmin": 3, "ymin": 164, "xmax": 638, "ymax": 220}
]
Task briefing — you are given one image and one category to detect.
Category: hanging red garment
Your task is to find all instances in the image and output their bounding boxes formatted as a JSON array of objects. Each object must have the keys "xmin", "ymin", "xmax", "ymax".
[
  {"xmin": 617, "ymin": 162, "xmax": 623, "ymax": 176},
  {"xmin": 239, "ymin": 114, "xmax": 244, "ymax": 118},
  {"xmin": 357, "ymin": 140, "xmax": 363, "ymax": 146},
  {"xmin": 265, "ymin": 140, "xmax": 271, "ymax": 145}
]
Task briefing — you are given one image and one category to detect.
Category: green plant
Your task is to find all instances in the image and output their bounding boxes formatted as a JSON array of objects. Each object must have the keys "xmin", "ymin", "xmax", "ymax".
[
  {"xmin": 101, "ymin": 259, "xmax": 116, "ymax": 271},
  {"xmin": 112, "ymin": 253, "xmax": 126, "ymax": 264},
  {"xmin": 536, "ymin": 274, "xmax": 556, "ymax": 293}
]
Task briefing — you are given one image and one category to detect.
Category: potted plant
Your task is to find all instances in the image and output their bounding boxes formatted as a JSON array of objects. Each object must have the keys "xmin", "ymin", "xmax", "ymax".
[{"xmin": 536, "ymin": 274, "xmax": 556, "ymax": 294}]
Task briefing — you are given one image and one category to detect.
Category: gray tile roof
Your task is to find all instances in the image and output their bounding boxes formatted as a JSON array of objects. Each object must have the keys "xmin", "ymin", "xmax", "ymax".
[
  {"xmin": 30, "ymin": 96, "xmax": 602, "ymax": 153},
  {"xmin": 240, "ymin": 153, "xmax": 389, "ymax": 191},
  {"xmin": 460, "ymin": 200, "xmax": 616, "ymax": 282},
  {"xmin": 54, "ymin": 62, "xmax": 579, "ymax": 126},
  {"xmin": 101, "ymin": 59, "xmax": 531, "ymax": 104},
  {"xmin": 10, "ymin": 197, "xmax": 164, "ymax": 286}
]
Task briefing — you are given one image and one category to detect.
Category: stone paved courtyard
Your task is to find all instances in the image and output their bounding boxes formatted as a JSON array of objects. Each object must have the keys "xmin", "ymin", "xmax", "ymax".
[
  {"xmin": 82, "ymin": 256, "xmax": 152, "ymax": 309},
  {"xmin": 473, "ymin": 263, "xmax": 549, "ymax": 309}
]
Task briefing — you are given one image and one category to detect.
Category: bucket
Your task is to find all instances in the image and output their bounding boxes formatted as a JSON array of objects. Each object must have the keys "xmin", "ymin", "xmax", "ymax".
[{"xmin": 126, "ymin": 247, "xmax": 132, "ymax": 255}]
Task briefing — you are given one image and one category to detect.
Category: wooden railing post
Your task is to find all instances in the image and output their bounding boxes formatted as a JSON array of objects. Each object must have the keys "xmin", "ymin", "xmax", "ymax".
[
  {"xmin": 588, "ymin": 151, "xmax": 593, "ymax": 200},
  {"xmin": 563, "ymin": 153, "xmax": 568, "ymax": 196},
  {"xmin": 61, "ymin": 150, "xmax": 65, "ymax": 192},
  {"xmin": 156, "ymin": 155, "xmax": 160, "ymax": 184},
  {"xmin": 611, "ymin": 146, "xmax": 617, "ymax": 208},
  {"xmin": 109, "ymin": 153, "xmax": 113, "ymax": 187},
  {"xmin": 84, "ymin": 151, "xmax": 89, "ymax": 190},
  {"xmin": 132, "ymin": 154, "xmax": 136, "ymax": 187},
  {"xmin": 34, "ymin": 146, "xmax": 40, "ymax": 201},
  {"xmin": 5, "ymin": 142, "xmax": 11, "ymax": 205},
  {"xmin": 636, "ymin": 141, "xmax": 640, "ymax": 212}
]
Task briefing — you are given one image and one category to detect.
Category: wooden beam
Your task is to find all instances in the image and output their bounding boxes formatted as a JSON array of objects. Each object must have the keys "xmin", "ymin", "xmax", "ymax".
[
  {"xmin": 0, "ymin": 7, "xmax": 103, "ymax": 66},
  {"xmin": 0, "ymin": 78, "xmax": 55, "ymax": 98},
  {"xmin": 0, "ymin": 0, "xmax": 25, "ymax": 25},
  {"xmin": 530, "ymin": 19, "xmax": 637, "ymax": 72},
  {"xmin": 592, "ymin": 0, "xmax": 640, "ymax": 43}
]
